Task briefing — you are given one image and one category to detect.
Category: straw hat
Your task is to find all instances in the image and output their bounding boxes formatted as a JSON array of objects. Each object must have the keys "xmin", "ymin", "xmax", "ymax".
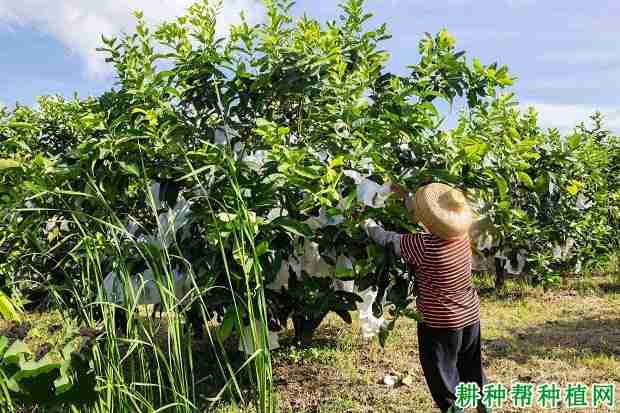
[{"xmin": 412, "ymin": 183, "xmax": 473, "ymax": 240}]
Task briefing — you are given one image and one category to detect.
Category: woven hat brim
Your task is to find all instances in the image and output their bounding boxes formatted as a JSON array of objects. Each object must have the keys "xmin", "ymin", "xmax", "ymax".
[{"xmin": 414, "ymin": 184, "xmax": 473, "ymax": 240}]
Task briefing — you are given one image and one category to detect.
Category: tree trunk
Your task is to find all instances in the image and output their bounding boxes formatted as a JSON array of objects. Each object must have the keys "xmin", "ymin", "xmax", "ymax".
[
  {"xmin": 187, "ymin": 305, "xmax": 204, "ymax": 339},
  {"xmin": 494, "ymin": 258, "xmax": 505, "ymax": 290},
  {"xmin": 293, "ymin": 316, "xmax": 319, "ymax": 346}
]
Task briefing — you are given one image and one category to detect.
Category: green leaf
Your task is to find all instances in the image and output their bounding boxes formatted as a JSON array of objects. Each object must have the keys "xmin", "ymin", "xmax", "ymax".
[
  {"xmin": 271, "ymin": 217, "xmax": 313, "ymax": 238},
  {"xmin": 255, "ymin": 240, "xmax": 270, "ymax": 257},
  {"xmin": 567, "ymin": 134, "xmax": 581, "ymax": 149},
  {"xmin": 0, "ymin": 159, "xmax": 20, "ymax": 170},
  {"xmin": 438, "ymin": 29, "xmax": 456, "ymax": 48},
  {"xmin": 119, "ymin": 162, "xmax": 140, "ymax": 177},
  {"xmin": 217, "ymin": 310, "xmax": 236, "ymax": 342},
  {"xmin": 293, "ymin": 166, "xmax": 321, "ymax": 180},
  {"xmin": 7, "ymin": 377, "xmax": 21, "ymax": 393},
  {"xmin": 3, "ymin": 340, "xmax": 30, "ymax": 365},
  {"xmin": 515, "ymin": 139, "xmax": 539, "ymax": 153},
  {"xmin": 497, "ymin": 200, "xmax": 511, "ymax": 211},
  {"xmin": 7, "ymin": 121, "xmax": 34, "ymax": 129},
  {"xmin": 0, "ymin": 336, "xmax": 9, "ymax": 357},
  {"xmin": 255, "ymin": 118, "xmax": 273, "ymax": 129},
  {"xmin": 335, "ymin": 263, "xmax": 354, "ymax": 279},
  {"xmin": 62, "ymin": 341, "xmax": 78, "ymax": 361},
  {"xmin": 516, "ymin": 171, "xmax": 534, "ymax": 188},
  {"xmin": 341, "ymin": 191, "xmax": 357, "ymax": 211},
  {"xmin": 329, "ymin": 155, "xmax": 345, "ymax": 168},
  {"xmin": 462, "ymin": 136, "xmax": 487, "ymax": 159},
  {"xmin": 47, "ymin": 227, "xmax": 60, "ymax": 243},
  {"xmin": 473, "ymin": 58, "xmax": 484, "ymax": 73},
  {"xmin": 233, "ymin": 248, "xmax": 254, "ymax": 274},
  {"xmin": 534, "ymin": 174, "xmax": 549, "ymax": 194},
  {"xmin": 0, "ymin": 291, "xmax": 20, "ymax": 320},
  {"xmin": 494, "ymin": 175, "xmax": 509, "ymax": 200},
  {"xmin": 17, "ymin": 356, "xmax": 61, "ymax": 379},
  {"xmin": 54, "ymin": 190, "xmax": 95, "ymax": 199},
  {"xmin": 54, "ymin": 375, "xmax": 73, "ymax": 395}
]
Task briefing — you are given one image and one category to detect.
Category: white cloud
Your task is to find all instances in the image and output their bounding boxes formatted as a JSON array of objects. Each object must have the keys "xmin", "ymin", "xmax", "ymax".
[
  {"xmin": 522, "ymin": 101, "xmax": 620, "ymax": 134},
  {"xmin": 0, "ymin": 0, "xmax": 264, "ymax": 79}
]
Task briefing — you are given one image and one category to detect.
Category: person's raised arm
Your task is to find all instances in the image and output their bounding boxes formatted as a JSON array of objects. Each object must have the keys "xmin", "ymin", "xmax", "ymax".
[
  {"xmin": 360, "ymin": 183, "xmax": 426, "ymax": 265},
  {"xmin": 360, "ymin": 183, "xmax": 416, "ymax": 257},
  {"xmin": 362, "ymin": 218, "xmax": 403, "ymax": 257}
]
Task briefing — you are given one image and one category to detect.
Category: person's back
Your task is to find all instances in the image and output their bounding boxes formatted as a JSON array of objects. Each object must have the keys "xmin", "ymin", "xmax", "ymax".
[{"xmin": 401, "ymin": 232, "xmax": 480, "ymax": 329}]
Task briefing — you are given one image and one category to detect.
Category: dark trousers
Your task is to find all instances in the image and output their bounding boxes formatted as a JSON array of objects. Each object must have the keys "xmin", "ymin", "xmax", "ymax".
[{"xmin": 417, "ymin": 321, "xmax": 487, "ymax": 413}]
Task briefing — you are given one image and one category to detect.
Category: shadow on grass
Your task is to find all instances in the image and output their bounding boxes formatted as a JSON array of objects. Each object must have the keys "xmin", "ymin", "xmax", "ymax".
[
  {"xmin": 478, "ymin": 287, "xmax": 532, "ymax": 300},
  {"xmin": 277, "ymin": 324, "xmax": 342, "ymax": 350},
  {"xmin": 483, "ymin": 316, "xmax": 620, "ymax": 366},
  {"xmin": 598, "ymin": 282, "xmax": 620, "ymax": 294}
]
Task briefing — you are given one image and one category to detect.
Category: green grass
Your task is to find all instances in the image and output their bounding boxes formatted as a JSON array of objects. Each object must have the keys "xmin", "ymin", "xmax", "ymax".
[{"xmin": 3, "ymin": 275, "xmax": 620, "ymax": 412}]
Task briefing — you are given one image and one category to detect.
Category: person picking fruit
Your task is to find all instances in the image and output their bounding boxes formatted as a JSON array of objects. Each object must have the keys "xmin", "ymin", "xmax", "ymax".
[{"xmin": 362, "ymin": 182, "xmax": 490, "ymax": 413}]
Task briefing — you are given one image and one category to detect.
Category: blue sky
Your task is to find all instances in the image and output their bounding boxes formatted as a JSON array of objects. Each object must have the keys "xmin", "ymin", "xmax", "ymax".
[{"xmin": 1, "ymin": 0, "xmax": 618, "ymax": 133}]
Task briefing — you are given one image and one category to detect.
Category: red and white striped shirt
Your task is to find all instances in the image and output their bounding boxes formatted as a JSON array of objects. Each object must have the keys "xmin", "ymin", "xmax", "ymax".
[{"xmin": 400, "ymin": 232, "xmax": 480, "ymax": 329}]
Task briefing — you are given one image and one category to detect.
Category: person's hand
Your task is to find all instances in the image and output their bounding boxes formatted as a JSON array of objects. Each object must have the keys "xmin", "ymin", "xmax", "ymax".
[{"xmin": 390, "ymin": 183, "xmax": 407, "ymax": 200}]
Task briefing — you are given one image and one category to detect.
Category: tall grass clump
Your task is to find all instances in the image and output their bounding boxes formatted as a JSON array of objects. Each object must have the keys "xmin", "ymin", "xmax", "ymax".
[{"xmin": 58, "ymin": 148, "xmax": 275, "ymax": 412}]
